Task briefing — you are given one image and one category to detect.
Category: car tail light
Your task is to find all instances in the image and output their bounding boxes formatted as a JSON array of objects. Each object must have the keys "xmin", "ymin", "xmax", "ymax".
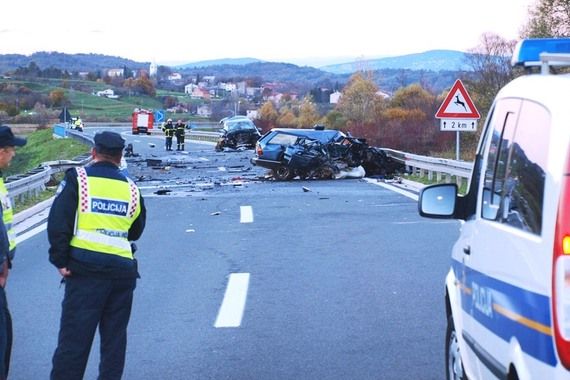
[
  {"xmin": 553, "ymin": 155, "xmax": 570, "ymax": 369},
  {"xmin": 256, "ymin": 143, "xmax": 263, "ymax": 157}
]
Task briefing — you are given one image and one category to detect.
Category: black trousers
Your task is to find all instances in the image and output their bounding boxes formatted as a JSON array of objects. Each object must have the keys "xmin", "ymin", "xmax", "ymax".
[
  {"xmin": 176, "ymin": 136, "xmax": 185, "ymax": 150},
  {"xmin": 0, "ymin": 287, "xmax": 12, "ymax": 380},
  {"xmin": 165, "ymin": 137, "xmax": 173, "ymax": 150},
  {"xmin": 51, "ymin": 276, "xmax": 136, "ymax": 380}
]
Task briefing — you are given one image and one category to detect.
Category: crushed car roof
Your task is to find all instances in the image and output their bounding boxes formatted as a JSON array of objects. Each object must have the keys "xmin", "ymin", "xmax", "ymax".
[{"xmin": 267, "ymin": 128, "xmax": 346, "ymax": 143}]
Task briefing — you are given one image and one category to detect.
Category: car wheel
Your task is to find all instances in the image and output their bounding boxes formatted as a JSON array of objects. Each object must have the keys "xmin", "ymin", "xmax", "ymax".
[
  {"xmin": 446, "ymin": 315, "xmax": 467, "ymax": 380},
  {"xmin": 272, "ymin": 166, "xmax": 294, "ymax": 181}
]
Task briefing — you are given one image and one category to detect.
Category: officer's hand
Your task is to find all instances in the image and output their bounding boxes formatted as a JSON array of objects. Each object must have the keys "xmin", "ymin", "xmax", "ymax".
[
  {"xmin": 0, "ymin": 261, "xmax": 8, "ymax": 288},
  {"xmin": 58, "ymin": 267, "xmax": 72, "ymax": 277}
]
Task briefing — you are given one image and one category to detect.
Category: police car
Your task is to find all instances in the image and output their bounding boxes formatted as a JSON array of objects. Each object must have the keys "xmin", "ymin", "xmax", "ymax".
[{"xmin": 418, "ymin": 38, "xmax": 570, "ymax": 379}]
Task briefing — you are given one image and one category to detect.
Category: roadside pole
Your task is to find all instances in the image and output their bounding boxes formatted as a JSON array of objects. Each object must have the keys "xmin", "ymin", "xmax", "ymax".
[{"xmin": 435, "ymin": 79, "xmax": 480, "ymax": 161}]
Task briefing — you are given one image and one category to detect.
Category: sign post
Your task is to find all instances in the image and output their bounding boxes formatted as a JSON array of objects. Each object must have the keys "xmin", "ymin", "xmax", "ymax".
[{"xmin": 435, "ymin": 79, "xmax": 480, "ymax": 160}]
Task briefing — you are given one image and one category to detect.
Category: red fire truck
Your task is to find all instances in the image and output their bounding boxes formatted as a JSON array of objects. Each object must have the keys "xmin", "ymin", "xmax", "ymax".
[{"xmin": 132, "ymin": 108, "xmax": 154, "ymax": 135}]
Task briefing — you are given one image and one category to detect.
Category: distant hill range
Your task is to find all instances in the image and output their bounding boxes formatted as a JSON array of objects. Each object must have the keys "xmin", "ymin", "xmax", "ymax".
[
  {"xmin": 319, "ymin": 50, "xmax": 471, "ymax": 74},
  {"xmin": 176, "ymin": 57, "xmax": 263, "ymax": 69},
  {"xmin": 0, "ymin": 50, "xmax": 473, "ymax": 93},
  {"xmin": 0, "ymin": 51, "xmax": 148, "ymax": 74}
]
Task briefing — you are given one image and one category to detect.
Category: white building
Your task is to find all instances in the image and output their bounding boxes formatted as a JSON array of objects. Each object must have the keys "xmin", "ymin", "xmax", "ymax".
[
  {"xmin": 330, "ymin": 91, "xmax": 342, "ymax": 104},
  {"xmin": 149, "ymin": 62, "xmax": 158, "ymax": 77}
]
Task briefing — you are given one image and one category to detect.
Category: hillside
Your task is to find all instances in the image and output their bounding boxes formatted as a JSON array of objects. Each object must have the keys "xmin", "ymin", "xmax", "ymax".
[
  {"xmin": 320, "ymin": 50, "xmax": 471, "ymax": 74},
  {"xmin": 176, "ymin": 57, "xmax": 263, "ymax": 69},
  {"xmin": 0, "ymin": 50, "xmax": 473, "ymax": 94},
  {"xmin": 0, "ymin": 52, "xmax": 149, "ymax": 74}
]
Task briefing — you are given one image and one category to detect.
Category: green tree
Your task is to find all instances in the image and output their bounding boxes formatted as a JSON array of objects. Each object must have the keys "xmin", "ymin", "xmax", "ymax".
[{"xmin": 522, "ymin": 0, "xmax": 570, "ymax": 37}]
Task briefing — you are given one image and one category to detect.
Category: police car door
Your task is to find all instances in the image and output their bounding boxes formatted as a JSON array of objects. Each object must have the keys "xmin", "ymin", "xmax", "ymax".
[{"xmin": 462, "ymin": 97, "xmax": 552, "ymax": 378}]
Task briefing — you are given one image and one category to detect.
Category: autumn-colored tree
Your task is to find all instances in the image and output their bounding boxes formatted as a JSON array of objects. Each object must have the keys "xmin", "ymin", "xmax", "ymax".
[
  {"xmin": 257, "ymin": 101, "xmax": 279, "ymax": 131},
  {"xmin": 390, "ymin": 84, "xmax": 437, "ymax": 115},
  {"xmin": 49, "ymin": 89, "xmax": 67, "ymax": 107},
  {"xmin": 296, "ymin": 97, "xmax": 320, "ymax": 128},
  {"xmin": 277, "ymin": 106, "xmax": 297, "ymax": 128},
  {"xmin": 336, "ymin": 73, "xmax": 383, "ymax": 127},
  {"xmin": 522, "ymin": 0, "xmax": 570, "ymax": 37}
]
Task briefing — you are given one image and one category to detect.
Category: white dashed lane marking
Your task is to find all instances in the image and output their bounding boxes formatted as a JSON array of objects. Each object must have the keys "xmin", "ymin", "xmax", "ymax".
[
  {"xmin": 240, "ymin": 205, "xmax": 253, "ymax": 223},
  {"xmin": 214, "ymin": 273, "xmax": 250, "ymax": 328}
]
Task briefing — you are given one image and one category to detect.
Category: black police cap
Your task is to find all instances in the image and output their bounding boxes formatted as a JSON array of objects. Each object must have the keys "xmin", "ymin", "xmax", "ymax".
[
  {"xmin": 0, "ymin": 125, "xmax": 27, "ymax": 148},
  {"xmin": 94, "ymin": 131, "xmax": 125, "ymax": 150}
]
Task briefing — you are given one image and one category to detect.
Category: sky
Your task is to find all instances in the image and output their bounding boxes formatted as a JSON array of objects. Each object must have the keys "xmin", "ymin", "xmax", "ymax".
[{"xmin": 1, "ymin": 0, "xmax": 536, "ymax": 67}]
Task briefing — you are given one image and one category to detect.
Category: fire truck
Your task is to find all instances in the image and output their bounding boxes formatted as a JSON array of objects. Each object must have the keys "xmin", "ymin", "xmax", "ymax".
[{"xmin": 132, "ymin": 108, "xmax": 154, "ymax": 135}]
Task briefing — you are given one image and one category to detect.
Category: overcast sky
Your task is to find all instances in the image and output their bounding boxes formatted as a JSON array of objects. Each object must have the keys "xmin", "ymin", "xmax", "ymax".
[{"xmin": 1, "ymin": 0, "xmax": 535, "ymax": 67}]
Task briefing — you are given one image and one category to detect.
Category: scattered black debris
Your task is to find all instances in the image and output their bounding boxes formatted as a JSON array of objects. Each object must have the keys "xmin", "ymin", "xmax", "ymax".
[
  {"xmin": 154, "ymin": 189, "xmax": 172, "ymax": 195},
  {"xmin": 146, "ymin": 159, "xmax": 162, "ymax": 167},
  {"xmin": 124, "ymin": 143, "xmax": 140, "ymax": 157},
  {"xmin": 302, "ymin": 186, "xmax": 311, "ymax": 192}
]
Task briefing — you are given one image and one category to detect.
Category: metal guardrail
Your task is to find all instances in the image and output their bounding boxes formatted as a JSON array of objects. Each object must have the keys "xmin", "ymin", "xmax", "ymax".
[
  {"xmin": 382, "ymin": 148, "xmax": 474, "ymax": 185},
  {"xmin": 6, "ymin": 127, "xmax": 93, "ymax": 203}
]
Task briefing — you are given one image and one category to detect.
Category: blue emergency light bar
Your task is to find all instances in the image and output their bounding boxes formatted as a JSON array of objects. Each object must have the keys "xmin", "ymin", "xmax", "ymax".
[{"xmin": 511, "ymin": 37, "xmax": 570, "ymax": 67}]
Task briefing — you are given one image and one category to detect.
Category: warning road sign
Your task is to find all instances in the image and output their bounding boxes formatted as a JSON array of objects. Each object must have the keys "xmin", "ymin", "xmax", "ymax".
[{"xmin": 435, "ymin": 79, "xmax": 480, "ymax": 119}]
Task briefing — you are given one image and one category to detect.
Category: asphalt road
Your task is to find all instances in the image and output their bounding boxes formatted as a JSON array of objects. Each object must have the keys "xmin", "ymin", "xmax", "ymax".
[{"xmin": 7, "ymin": 128, "xmax": 461, "ymax": 379}]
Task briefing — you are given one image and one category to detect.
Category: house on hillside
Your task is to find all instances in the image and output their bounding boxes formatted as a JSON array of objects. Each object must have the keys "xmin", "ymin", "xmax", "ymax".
[
  {"xmin": 191, "ymin": 88, "xmax": 210, "ymax": 99},
  {"xmin": 96, "ymin": 89, "xmax": 115, "ymax": 97},
  {"xmin": 168, "ymin": 73, "xmax": 182, "ymax": 81},
  {"xmin": 196, "ymin": 104, "xmax": 212, "ymax": 117},
  {"xmin": 184, "ymin": 83, "xmax": 198, "ymax": 95},
  {"xmin": 107, "ymin": 68, "xmax": 124, "ymax": 78},
  {"xmin": 330, "ymin": 91, "xmax": 342, "ymax": 104}
]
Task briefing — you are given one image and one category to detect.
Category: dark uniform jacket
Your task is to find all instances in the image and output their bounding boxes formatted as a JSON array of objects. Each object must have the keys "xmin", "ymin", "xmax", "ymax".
[{"xmin": 47, "ymin": 162, "xmax": 146, "ymax": 279}]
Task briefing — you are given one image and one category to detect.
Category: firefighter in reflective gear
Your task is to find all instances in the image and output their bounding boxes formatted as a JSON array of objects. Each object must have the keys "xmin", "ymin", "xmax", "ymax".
[
  {"xmin": 48, "ymin": 131, "xmax": 146, "ymax": 380},
  {"xmin": 175, "ymin": 120, "xmax": 186, "ymax": 151},
  {"xmin": 162, "ymin": 119, "xmax": 175, "ymax": 151},
  {"xmin": 0, "ymin": 126, "xmax": 26, "ymax": 380}
]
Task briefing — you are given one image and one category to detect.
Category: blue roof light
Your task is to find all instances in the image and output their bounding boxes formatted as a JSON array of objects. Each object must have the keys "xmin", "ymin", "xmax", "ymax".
[{"xmin": 512, "ymin": 38, "xmax": 570, "ymax": 67}]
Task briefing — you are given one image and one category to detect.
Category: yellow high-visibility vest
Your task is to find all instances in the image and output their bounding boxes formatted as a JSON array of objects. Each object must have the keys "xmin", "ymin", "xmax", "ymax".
[
  {"xmin": 70, "ymin": 167, "xmax": 141, "ymax": 259},
  {"xmin": 0, "ymin": 178, "xmax": 16, "ymax": 252}
]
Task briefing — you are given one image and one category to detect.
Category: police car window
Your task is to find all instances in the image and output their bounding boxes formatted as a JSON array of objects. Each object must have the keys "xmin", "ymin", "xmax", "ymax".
[
  {"xmin": 482, "ymin": 99, "xmax": 520, "ymax": 221},
  {"xmin": 501, "ymin": 100, "xmax": 549, "ymax": 235}
]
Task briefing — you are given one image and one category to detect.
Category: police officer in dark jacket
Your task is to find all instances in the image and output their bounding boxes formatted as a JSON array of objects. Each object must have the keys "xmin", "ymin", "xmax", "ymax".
[
  {"xmin": 48, "ymin": 131, "xmax": 146, "ymax": 380},
  {"xmin": 0, "ymin": 126, "xmax": 26, "ymax": 380}
]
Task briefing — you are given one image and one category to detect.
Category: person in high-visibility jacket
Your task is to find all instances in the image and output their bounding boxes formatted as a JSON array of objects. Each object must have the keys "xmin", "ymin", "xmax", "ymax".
[
  {"xmin": 162, "ymin": 118, "xmax": 175, "ymax": 151},
  {"xmin": 174, "ymin": 120, "xmax": 186, "ymax": 151},
  {"xmin": 48, "ymin": 131, "xmax": 146, "ymax": 380},
  {"xmin": 0, "ymin": 126, "xmax": 26, "ymax": 380}
]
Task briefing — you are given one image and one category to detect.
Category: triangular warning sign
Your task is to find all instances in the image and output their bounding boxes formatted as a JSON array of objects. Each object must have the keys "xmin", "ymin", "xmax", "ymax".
[{"xmin": 435, "ymin": 79, "xmax": 480, "ymax": 119}]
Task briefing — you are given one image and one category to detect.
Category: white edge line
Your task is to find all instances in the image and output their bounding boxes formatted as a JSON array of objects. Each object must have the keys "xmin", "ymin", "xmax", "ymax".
[
  {"xmin": 363, "ymin": 178, "xmax": 419, "ymax": 201},
  {"xmin": 214, "ymin": 273, "xmax": 250, "ymax": 328},
  {"xmin": 15, "ymin": 223, "xmax": 47, "ymax": 244}
]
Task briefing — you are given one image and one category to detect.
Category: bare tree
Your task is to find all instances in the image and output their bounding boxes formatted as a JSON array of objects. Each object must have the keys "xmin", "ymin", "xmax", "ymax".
[
  {"xmin": 522, "ymin": 0, "xmax": 570, "ymax": 37},
  {"xmin": 465, "ymin": 33, "xmax": 517, "ymax": 113}
]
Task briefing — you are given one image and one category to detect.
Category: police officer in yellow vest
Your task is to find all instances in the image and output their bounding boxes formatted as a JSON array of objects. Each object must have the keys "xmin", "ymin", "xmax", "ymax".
[
  {"xmin": 48, "ymin": 131, "xmax": 146, "ymax": 380},
  {"xmin": 0, "ymin": 126, "xmax": 26, "ymax": 380}
]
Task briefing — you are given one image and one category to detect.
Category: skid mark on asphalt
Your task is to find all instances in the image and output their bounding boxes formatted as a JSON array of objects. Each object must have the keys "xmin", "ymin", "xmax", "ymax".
[
  {"xmin": 215, "ymin": 273, "xmax": 250, "ymax": 328},
  {"xmin": 240, "ymin": 205, "xmax": 253, "ymax": 223}
]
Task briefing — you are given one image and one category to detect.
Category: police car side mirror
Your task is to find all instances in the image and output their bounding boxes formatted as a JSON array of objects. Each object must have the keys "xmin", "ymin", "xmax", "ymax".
[{"xmin": 418, "ymin": 184, "xmax": 458, "ymax": 218}]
